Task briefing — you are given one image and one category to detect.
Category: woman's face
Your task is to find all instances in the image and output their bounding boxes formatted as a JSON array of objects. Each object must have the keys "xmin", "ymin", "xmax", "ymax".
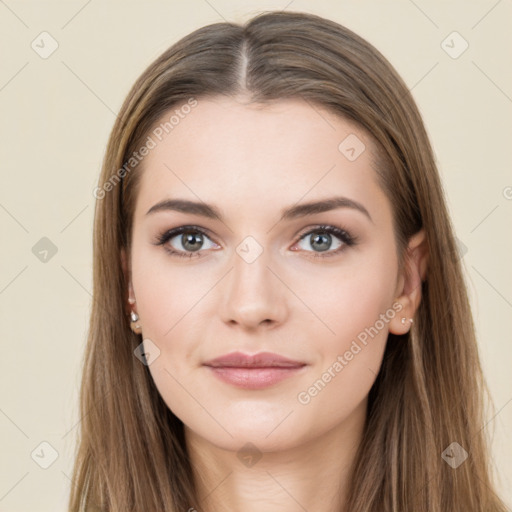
[{"xmin": 124, "ymin": 96, "xmax": 410, "ymax": 453}]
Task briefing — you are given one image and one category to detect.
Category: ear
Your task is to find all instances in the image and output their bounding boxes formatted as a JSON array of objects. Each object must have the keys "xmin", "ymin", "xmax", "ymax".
[
  {"xmin": 389, "ymin": 228, "xmax": 429, "ymax": 335},
  {"xmin": 121, "ymin": 248, "xmax": 136, "ymax": 308}
]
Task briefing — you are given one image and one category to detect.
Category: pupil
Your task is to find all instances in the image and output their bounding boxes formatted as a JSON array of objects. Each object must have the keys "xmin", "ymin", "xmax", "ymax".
[
  {"xmin": 311, "ymin": 232, "xmax": 331, "ymax": 252},
  {"xmin": 183, "ymin": 232, "xmax": 202, "ymax": 251}
]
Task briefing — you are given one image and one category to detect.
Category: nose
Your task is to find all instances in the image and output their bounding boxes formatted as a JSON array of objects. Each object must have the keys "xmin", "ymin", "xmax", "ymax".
[{"xmin": 219, "ymin": 245, "xmax": 289, "ymax": 331}]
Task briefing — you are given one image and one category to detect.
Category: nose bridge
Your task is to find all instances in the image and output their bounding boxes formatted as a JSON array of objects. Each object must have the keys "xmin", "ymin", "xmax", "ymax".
[{"xmin": 219, "ymin": 235, "xmax": 288, "ymax": 328}]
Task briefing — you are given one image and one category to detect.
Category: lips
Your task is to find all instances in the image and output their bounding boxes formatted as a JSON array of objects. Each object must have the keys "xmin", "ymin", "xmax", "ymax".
[
  {"xmin": 203, "ymin": 351, "xmax": 306, "ymax": 368},
  {"xmin": 203, "ymin": 351, "xmax": 307, "ymax": 390}
]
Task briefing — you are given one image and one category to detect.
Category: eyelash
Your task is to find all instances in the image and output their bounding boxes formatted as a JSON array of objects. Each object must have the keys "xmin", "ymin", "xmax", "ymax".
[{"xmin": 153, "ymin": 224, "xmax": 358, "ymax": 259}]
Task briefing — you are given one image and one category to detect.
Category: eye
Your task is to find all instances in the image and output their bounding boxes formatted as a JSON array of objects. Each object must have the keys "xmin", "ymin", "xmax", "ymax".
[
  {"xmin": 291, "ymin": 225, "xmax": 357, "ymax": 258},
  {"xmin": 153, "ymin": 224, "xmax": 358, "ymax": 259},
  {"xmin": 153, "ymin": 226, "xmax": 219, "ymax": 258}
]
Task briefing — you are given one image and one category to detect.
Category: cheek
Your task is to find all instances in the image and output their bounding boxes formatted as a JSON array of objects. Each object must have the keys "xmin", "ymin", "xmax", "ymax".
[
  {"xmin": 131, "ymin": 246, "xmax": 208, "ymax": 341},
  {"xmin": 293, "ymin": 249, "xmax": 398, "ymax": 396},
  {"xmin": 294, "ymin": 252, "xmax": 398, "ymax": 351},
  {"xmin": 293, "ymin": 267, "xmax": 396, "ymax": 426}
]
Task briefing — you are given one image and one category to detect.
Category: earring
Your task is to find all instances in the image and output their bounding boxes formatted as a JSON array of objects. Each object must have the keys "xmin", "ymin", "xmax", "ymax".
[
  {"xmin": 130, "ymin": 310, "xmax": 142, "ymax": 334},
  {"xmin": 401, "ymin": 317, "xmax": 414, "ymax": 325}
]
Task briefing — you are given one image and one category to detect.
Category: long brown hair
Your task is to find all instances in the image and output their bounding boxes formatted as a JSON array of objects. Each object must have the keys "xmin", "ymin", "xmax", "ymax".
[{"xmin": 68, "ymin": 11, "xmax": 508, "ymax": 511}]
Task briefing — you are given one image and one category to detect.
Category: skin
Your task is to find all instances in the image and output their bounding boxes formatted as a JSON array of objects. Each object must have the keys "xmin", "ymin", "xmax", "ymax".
[{"xmin": 121, "ymin": 96, "xmax": 428, "ymax": 512}]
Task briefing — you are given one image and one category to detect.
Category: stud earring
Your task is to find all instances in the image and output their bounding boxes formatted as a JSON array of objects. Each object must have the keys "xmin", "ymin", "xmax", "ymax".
[
  {"xmin": 130, "ymin": 310, "xmax": 142, "ymax": 334},
  {"xmin": 401, "ymin": 317, "xmax": 414, "ymax": 325}
]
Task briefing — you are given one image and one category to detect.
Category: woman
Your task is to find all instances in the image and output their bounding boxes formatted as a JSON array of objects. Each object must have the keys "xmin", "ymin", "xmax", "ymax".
[{"xmin": 69, "ymin": 10, "xmax": 508, "ymax": 511}]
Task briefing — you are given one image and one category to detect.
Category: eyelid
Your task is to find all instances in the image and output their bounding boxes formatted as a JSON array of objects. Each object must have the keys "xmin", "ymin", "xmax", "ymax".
[
  {"xmin": 295, "ymin": 223, "xmax": 354, "ymax": 241},
  {"xmin": 291, "ymin": 224, "xmax": 357, "ymax": 256},
  {"xmin": 153, "ymin": 225, "xmax": 219, "ymax": 251}
]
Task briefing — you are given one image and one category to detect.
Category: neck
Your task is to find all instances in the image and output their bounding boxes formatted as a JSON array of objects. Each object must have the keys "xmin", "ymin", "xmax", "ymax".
[{"xmin": 185, "ymin": 399, "xmax": 367, "ymax": 512}]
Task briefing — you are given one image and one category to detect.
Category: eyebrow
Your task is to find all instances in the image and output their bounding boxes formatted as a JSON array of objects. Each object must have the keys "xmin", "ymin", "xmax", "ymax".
[{"xmin": 146, "ymin": 196, "xmax": 373, "ymax": 223}]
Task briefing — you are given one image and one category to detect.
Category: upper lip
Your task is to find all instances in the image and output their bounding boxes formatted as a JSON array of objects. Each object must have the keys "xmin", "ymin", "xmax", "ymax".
[{"xmin": 203, "ymin": 351, "xmax": 306, "ymax": 368}]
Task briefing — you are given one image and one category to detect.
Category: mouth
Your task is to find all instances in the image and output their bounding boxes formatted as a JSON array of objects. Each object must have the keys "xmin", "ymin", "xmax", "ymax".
[{"xmin": 203, "ymin": 351, "xmax": 307, "ymax": 389}]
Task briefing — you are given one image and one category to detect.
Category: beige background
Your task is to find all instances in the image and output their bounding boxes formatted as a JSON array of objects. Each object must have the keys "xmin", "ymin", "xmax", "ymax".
[{"xmin": 1, "ymin": 1, "xmax": 511, "ymax": 510}]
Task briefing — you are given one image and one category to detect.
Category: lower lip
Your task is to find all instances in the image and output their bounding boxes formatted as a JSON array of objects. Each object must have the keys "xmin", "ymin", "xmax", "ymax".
[{"xmin": 205, "ymin": 366, "xmax": 306, "ymax": 390}]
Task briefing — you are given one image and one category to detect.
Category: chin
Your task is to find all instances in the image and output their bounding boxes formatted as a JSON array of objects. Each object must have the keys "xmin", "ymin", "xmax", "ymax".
[{"xmin": 185, "ymin": 419, "xmax": 303, "ymax": 453}]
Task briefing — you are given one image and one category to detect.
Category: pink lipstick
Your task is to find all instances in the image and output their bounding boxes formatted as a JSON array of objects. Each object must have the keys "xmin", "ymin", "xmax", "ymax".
[{"xmin": 203, "ymin": 351, "xmax": 307, "ymax": 390}]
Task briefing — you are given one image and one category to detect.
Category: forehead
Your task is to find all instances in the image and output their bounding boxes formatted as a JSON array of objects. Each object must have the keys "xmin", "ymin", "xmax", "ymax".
[{"xmin": 134, "ymin": 96, "xmax": 389, "ymax": 224}]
